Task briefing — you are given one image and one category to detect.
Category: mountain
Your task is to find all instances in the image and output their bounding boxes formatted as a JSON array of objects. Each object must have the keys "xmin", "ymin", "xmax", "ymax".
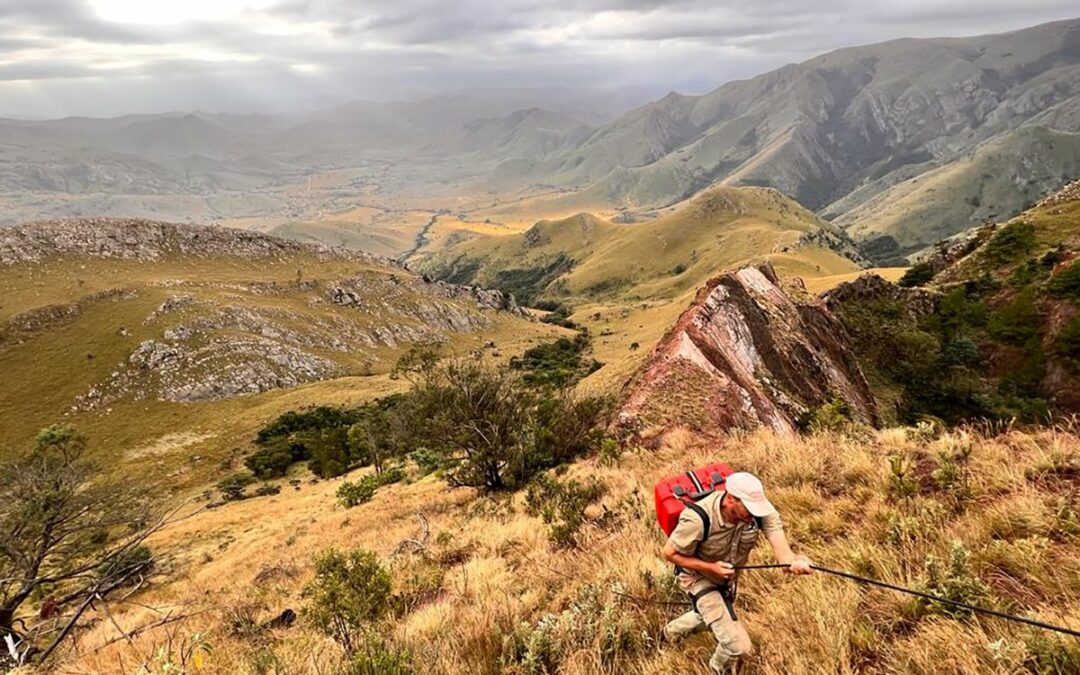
[
  {"xmin": 415, "ymin": 186, "xmax": 865, "ymax": 305},
  {"xmin": 502, "ymin": 19, "xmax": 1080, "ymax": 262},
  {"xmin": 420, "ymin": 108, "xmax": 591, "ymax": 160},
  {"xmin": 0, "ymin": 218, "xmax": 551, "ymax": 453}
]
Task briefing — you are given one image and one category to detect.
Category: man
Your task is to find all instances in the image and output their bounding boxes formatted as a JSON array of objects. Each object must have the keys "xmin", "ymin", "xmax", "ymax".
[{"xmin": 662, "ymin": 471, "xmax": 812, "ymax": 673}]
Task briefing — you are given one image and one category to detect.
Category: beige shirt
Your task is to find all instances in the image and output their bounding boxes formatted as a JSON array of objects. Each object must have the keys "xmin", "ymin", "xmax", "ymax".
[{"xmin": 667, "ymin": 490, "xmax": 784, "ymax": 572}]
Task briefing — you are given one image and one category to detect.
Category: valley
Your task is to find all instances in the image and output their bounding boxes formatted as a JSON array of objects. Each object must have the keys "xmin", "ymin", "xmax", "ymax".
[{"xmin": 3, "ymin": 14, "xmax": 1080, "ymax": 675}]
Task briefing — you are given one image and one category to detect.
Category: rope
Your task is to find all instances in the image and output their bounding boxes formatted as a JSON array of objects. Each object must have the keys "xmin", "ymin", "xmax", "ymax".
[{"xmin": 727, "ymin": 563, "xmax": 1080, "ymax": 639}]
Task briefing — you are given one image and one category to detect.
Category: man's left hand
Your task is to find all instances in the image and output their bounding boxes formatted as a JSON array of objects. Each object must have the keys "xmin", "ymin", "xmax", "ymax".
[{"xmin": 787, "ymin": 556, "xmax": 813, "ymax": 575}]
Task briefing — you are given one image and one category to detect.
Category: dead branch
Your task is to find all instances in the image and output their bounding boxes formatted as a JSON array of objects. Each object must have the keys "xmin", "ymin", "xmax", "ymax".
[{"xmin": 392, "ymin": 513, "xmax": 430, "ymax": 555}]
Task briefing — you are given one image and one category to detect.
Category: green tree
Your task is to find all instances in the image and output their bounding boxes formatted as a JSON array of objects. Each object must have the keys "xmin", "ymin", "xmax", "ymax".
[
  {"xmin": 303, "ymin": 548, "xmax": 391, "ymax": 654},
  {"xmin": 1, "ymin": 426, "xmax": 159, "ymax": 665}
]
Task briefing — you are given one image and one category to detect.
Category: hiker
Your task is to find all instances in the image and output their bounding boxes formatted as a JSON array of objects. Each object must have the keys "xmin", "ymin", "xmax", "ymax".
[{"xmin": 661, "ymin": 471, "xmax": 812, "ymax": 673}]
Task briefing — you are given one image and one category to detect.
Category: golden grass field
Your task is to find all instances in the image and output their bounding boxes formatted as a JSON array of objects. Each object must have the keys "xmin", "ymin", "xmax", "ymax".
[{"xmin": 40, "ymin": 421, "xmax": 1080, "ymax": 675}]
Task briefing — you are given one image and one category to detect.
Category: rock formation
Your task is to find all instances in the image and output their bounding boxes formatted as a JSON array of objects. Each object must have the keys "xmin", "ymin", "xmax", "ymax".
[
  {"xmin": 621, "ymin": 262, "xmax": 877, "ymax": 435},
  {"xmin": 0, "ymin": 217, "xmax": 386, "ymax": 265}
]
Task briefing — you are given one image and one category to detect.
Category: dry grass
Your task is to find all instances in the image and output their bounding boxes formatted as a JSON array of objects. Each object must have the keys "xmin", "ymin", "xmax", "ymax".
[{"xmin": 42, "ymin": 422, "xmax": 1080, "ymax": 674}]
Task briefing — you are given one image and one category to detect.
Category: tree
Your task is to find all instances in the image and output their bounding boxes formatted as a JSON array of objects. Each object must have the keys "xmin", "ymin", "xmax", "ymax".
[
  {"xmin": 302, "ymin": 548, "xmax": 391, "ymax": 654},
  {"xmin": 0, "ymin": 425, "xmax": 166, "ymax": 666}
]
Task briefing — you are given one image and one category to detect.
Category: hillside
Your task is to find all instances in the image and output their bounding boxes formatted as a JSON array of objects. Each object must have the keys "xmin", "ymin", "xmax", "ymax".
[
  {"xmin": 824, "ymin": 179, "xmax": 1080, "ymax": 424},
  {"xmin": 498, "ymin": 19, "xmax": 1080, "ymax": 261},
  {"xmin": 38, "ymin": 424, "xmax": 1080, "ymax": 675},
  {"xmin": 415, "ymin": 186, "xmax": 865, "ymax": 306},
  {"xmin": 0, "ymin": 218, "xmax": 558, "ymax": 475}
]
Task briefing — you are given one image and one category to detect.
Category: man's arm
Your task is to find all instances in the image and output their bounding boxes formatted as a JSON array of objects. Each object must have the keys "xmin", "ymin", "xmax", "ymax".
[
  {"xmin": 764, "ymin": 528, "xmax": 812, "ymax": 574},
  {"xmin": 662, "ymin": 540, "xmax": 736, "ymax": 582}
]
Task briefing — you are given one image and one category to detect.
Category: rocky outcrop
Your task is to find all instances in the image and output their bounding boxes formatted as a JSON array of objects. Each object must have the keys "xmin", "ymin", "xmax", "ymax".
[
  {"xmin": 821, "ymin": 273, "xmax": 937, "ymax": 318},
  {"xmin": 76, "ymin": 336, "xmax": 343, "ymax": 407},
  {"xmin": 0, "ymin": 218, "xmax": 388, "ymax": 265},
  {"xmin": 621, "ymin": 263, "xmax": 877, "ymax": 435}
]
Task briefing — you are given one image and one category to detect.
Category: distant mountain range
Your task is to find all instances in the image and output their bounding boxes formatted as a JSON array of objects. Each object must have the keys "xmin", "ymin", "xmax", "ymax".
[
  {"xmin": 2, "ymin": 20, "xmax": 1079, "ymax": 264},
  {"xmin": 499, "ymin": 18, "xmax": 1080, "ymax": 262}
]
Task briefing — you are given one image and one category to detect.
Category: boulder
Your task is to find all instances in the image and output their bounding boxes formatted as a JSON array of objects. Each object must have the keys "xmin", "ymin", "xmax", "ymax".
[{"xmin": 621, "ymin": 262, "xmax": 877, "ymax": 435}]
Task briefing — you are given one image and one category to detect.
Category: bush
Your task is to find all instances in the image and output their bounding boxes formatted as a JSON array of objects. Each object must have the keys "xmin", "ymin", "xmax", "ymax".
[
  {"xmin": 337, "ymin": 480, "xmax": 376, "ymax": 508},
  {"xmin": 982, "ymin": 221, "xmax": 1036, "ymax": 264},
  {"xmin": 918, "ymin": 541, "xmax": 993, "ymax": 618},
  {"xmin": 988, "ymin": 287, "xmax": 1040, "ymax": 346},
  {"xmin": 898, "ymin": 261, "xmax": 934, "ymax": 288},
  {"xmin": 1046, "ymin": 259, "xmax": 1080, "ymax": 301},
  {"xmin": 254, "ymin": 484, "xmax": 281, "ymax": 497},
  {"xmin": 390, "ymin": 556, "xmax": 445, "ymax": 615},
  {"xmin": 303, "ymin": 548, "xmax": 391, "ymax": 653},
  {"xmin": 217, "ymin": 472, "xmax": 257, "ymax": 501},
  {"xmin": 510, "ymin": 332, "xmax": 597, "ymax": 388},
  {"xmin": 797, "ymin": 398, "xmax": 856, "ymax": 433},
  {"xmin": 337, "ymin": 468, "xmax": 405, "ymax": 509},
  {"xmin": 245, "ymin": 442, "xmax": 308, "ymax": 479},
  {"xmin": 526, "ymin": 474, "xmax": 606, "ymax": 548},
  {"xmin": 1052, "ymin": 316, "xmax": 1080, "ymax": 374},
  {"xmin": 337, "ymin": 634, "xmax": 414, "ymax": 675}
]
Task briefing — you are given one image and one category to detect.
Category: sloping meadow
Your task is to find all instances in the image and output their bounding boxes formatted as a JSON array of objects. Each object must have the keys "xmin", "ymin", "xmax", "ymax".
[{"xmin": 53, "ymin": 421, "xmax": 1080, "ymax": 675}]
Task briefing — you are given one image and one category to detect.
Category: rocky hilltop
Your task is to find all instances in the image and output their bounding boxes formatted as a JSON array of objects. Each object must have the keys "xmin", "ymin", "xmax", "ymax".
[
  {"xmin": 621, "ymin": 262, "xmax": 876, "ymax": 435},
  {"xmin": 0, "ymin": 217, "xmax": 386, "ymax": 265},
  {"xmin": 0, "ymin": 218, "xmax": 530, "ymax": 414}
]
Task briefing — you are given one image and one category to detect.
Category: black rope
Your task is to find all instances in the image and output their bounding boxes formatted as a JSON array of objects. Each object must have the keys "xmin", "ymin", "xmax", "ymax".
[{"xmin": 731, "ymin": 563, "xmax": 1080, "ymax": 639}]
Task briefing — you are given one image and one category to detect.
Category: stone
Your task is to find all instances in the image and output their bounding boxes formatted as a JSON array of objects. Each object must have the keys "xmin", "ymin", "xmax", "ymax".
[{"xmin": 621, "ymin": 262, "xmax": 877, "ymax": 436}]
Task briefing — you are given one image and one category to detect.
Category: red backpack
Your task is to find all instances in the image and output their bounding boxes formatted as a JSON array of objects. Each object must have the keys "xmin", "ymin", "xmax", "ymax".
[{"xmin": 654, "ymin": 462, "xmax": 733, "ymax": 536}]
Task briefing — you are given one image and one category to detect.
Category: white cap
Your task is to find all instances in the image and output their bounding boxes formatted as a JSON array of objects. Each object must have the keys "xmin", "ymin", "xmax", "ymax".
[{"xmin": 725, "ymin": 472, "xmax": 776, "ymax": 517}]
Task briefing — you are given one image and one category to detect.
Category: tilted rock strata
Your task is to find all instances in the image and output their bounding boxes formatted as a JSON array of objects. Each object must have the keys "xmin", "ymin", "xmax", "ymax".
[{"xmin": 622, "ymin": 263, "xmax": 877, "ymax": 435}]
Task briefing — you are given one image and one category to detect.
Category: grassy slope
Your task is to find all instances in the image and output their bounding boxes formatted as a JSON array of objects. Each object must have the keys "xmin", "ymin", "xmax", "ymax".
[
  {"xmin": 939, "ymin": 189, "xmax": 1080, "ymax": 285},
  {"xmin": 0, "ymin": 253, "xmax": 561, "ymax": 486},
  {"xmin": 55, "ymin": 424, "xmax": 1080, "ymax": 675},
  {"xmin": 418, "ymin": 186, "xmax": 861, "ymax": 304},
  {"xmin": 835, "ymin": 127, "xmax": 1080, "ymax": 252}
]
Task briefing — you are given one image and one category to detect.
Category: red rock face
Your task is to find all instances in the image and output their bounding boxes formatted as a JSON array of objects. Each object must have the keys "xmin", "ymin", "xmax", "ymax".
[{"xmin": 622, "ymin": 263, "xmax": 877, "ymax": 435}]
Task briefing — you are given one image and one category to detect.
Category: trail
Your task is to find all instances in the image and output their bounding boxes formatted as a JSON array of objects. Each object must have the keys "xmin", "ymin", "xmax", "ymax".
[{"xmin": 398, "ymin": 213, "xmax": 438, "ymax": 265}]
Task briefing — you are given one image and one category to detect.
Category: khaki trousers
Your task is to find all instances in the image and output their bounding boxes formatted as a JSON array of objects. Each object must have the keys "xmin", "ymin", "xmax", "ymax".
[{"xmin": 662, "ymin": 571, "xmax": 753, "ymax": 673}]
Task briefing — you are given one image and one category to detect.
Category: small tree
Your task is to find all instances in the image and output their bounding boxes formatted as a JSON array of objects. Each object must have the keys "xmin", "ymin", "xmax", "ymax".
[
  {"xmin": 1, "ymin": 425, "xmax": 164, "ymax": 665},
  {"xmin": 302, "ymin": 548, "xmax": 391, "ymax": 654}
]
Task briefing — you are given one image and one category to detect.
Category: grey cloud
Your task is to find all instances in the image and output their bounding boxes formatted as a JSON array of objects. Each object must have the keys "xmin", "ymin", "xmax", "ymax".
[{"xmin": 0, "ymin": 0, "xmax": 1078, "ymax": 118}]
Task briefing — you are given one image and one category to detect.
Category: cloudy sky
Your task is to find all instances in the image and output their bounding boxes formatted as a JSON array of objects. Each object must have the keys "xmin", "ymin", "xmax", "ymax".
[{"xmin": 2, "ymin": 0, "xmax": 1078, "ymax": 119}]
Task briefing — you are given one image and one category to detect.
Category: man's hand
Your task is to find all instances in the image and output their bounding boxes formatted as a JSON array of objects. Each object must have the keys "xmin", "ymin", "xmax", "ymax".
[
  {"xmin": 786, "ymin": 556, "xmax": 813, "ymax": 575},
  {"xmin": 705, "ymin": 560, "xmax": 736, "ymax": 580}
]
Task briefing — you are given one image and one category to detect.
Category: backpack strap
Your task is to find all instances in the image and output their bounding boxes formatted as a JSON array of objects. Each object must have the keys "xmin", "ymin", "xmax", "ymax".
[{"xmin": 681, "ymin": 499, "xmax": 711, "ymax": 543}]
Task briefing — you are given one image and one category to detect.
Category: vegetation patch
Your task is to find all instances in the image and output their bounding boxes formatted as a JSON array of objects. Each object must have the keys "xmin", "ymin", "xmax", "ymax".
[
  {"xmin": 510, "ymin": 332, "xmax": 602, "ymax": 388},
  {"xmin": 490, "ymin": 254, "xmax": 574, "ymax": 307},
  {"xmin": 981, "ymin": 221, "xmax": 1036, "ymax": 265}
]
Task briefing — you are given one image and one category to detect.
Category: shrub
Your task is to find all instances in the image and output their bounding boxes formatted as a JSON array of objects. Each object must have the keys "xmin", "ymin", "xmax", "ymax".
[
  {"xmin": 245, "ymin": 443, "xmax": 301, "ymax": 479},
  {"xmin": 302, "ymin": 548, "xmax": 391, "ymax": 653},
  {"xmin": 254, "ymin": 484, "xmax": 281, "ymax": 497},
  {"xmin": 525, "ymin": 474, "xmax": 606, "ymax": 548},
  {"xmin": 1052, "ymin": 316, "xmax": 1080, "ymax": 374},
  {"xmin": 337, "ymin": 468, "xmax": 406, "ymax": 508},
  {"xmin": 898, "ymin": 261, "xmax": 934, "ymax": 288},
  {"xmin": 918, "ymin": 541, "xmax": 993, "ymax": 618},
  {"xmin": 988, "ymin": 287, "xmax": 1040, "ymax": 346},
  {"xmin": 390, "ymin": 556, "xmax": 445, "ymax": 615},
  {"xmin": 306, "ymin": 428, "xmax": 352, "ymax": 478},
  {"xmin": 982, "ymin": 221, "xmax": 1036, "ymax": 264},
  {"xmin": 797, "ymin": 398, "xmax": 856, "ymax": 433},
  {"xmin": 510, "ymin": 332, "xmax": 598, "ymax": 388},
  {"xmin": 217, "ymin": 472, "xmax": 257, "ymax": 501},
  {"xmin": 887, "ymin": 455, "xmax": 920, "ymax": 501},
  {"xmin": 1046, "ymin": 259, "xmax": 1080, "ymax": 301},
  {"xmin": 337, "ymin": 634, "xmax": 414, "ymax": 675},
  {"xmin": 337, "ymin": 480, "xmax": 376, "ymax": 508}
]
